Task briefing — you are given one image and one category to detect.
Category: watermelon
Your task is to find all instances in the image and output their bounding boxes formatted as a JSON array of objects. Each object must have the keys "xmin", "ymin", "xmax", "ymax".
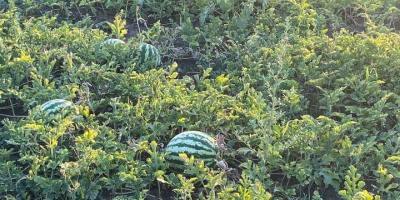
[
  {"xmin": 137, "ymin": 43, "xmax": 161, "ymax": 66},
  {"xmin": 40, "ymin": 99, "xmax": 74, "ymax": 115},
  {"xmin": 165, "ymin": 131, "xmax": 217, "ymax": 170},
  {"xmin": 104, "ymin": 38, "xmax": 125, "ymax": 45}
]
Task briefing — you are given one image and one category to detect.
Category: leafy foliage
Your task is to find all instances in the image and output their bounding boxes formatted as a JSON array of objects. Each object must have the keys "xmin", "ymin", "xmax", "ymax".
[{"xmin": 1, "ymin": 0, "xmax": 400, "ymax": 199}]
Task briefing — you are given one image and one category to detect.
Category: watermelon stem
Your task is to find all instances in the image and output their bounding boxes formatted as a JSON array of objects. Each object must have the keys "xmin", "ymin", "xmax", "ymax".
[
  {"xmin": 0, "ymin": 113, "xmax": 27, "ymax": 118},
  {"xmin": 9, "ymin": 98, "xmax": 16, "ymax": 116},
  {"xmin": 157, "ymin": 181, "xmax": 161, "ymax": 198}
]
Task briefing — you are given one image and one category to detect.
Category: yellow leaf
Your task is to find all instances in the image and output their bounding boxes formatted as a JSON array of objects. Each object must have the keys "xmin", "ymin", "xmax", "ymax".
[
  {"xmin": 177, "ymin": 117, "xmax": 187, "ymax": 123},
  {"xmin": 376, "ymin": 80, "xmax": 385, "ymax": 84},
  {"xmin": 179, "ymin": 153, "xmax": 188, "ymax": 163},
  {"xmin": 170, "ymin": 72, "xmax": 179, "ymax": 79},
  {"xmin": 150, "ymin": 141, "xmax": 157, "ymax": 150},
  {"xmin": 83, "ymin": 129, "xmax": 98, "ymax": 143},
  {"xmin": 47, "ymin": 139, "xmax": 58, "ymax": 149},
  {"xmin": 75, "ymin": 136, "xmax": 83, "ymax": 143}
]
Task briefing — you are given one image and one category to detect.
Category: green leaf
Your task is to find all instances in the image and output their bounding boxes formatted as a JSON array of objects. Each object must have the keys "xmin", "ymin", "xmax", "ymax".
[
  {"xmin": 154, "ymin": 170, "xmax": 164, "ymax": 177},
  {"xmin": 236, "ymin": 147, "xmax": 255, "ymax": 156},
  {"xmin": 319, "ymin": 170, "xmax": 340, "ymax": 190}
]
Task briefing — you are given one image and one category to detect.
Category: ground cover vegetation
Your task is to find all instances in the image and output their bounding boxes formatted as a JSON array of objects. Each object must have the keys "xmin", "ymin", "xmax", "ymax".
[{"xmin": 1, "ymin": 0, "xmax": 400, "ymax": 199}]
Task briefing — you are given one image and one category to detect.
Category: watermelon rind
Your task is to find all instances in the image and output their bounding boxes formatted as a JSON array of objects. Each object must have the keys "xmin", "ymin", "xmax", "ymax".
[
  {"xmin": 138, "ymin": 43, "xmax": 161, "ymax": 66},
  {"xmin": 40, "ymin": 99, "xmax": 74, "ymax": 115},
  {"xmin": 165, "ymin": 131, "xmax": 217, "ymax": 170},
  {"xmin": 104, "ymin": 38, "xmax": 125, "ymax": 45}
]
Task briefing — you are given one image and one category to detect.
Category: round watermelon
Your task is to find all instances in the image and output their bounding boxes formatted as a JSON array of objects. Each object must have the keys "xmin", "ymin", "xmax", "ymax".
[
  {"xmin": 137, "ymin": 43, "xmax": 161, "ymax": 66},
  {"xmin": 40, "ymin": 99, "xmax": 74, "ymax": 115},
  {"xmin": 104, "ymin": 38, "xmax": 125, "ymax": 45},
  {"xmin": 165, "ymin": 131, "xmax": 217, "ymax": 170}
]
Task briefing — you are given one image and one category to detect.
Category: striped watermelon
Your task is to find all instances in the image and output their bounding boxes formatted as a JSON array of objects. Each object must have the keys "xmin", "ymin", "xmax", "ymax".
[
  {"xmin": 40, "ymin": 99, "xmax": 74, "ymax": 115},
  {"xmin": 104, "ymin": 38, "xmax": 125, "ymax": 45},
  {"xmin": 137, "ymin": 43, "xmax": 161, "ymax": 66},
  {"xmin": 165, "ymin": 131, "xmax": 217, "ymax": 170}
]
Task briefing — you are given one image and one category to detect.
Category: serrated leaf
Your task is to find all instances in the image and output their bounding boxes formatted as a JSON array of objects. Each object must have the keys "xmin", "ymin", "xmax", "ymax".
[
  {"xmin": 236, "ymin": 147, "xmax": 255, "ymax": 155},
  {"xmin": 34, "ymin": 176, "xmax": 47, "ymax": 185},
  {"xmin": 319, "ymin": 170, "xmax": 340, "ymax": 190},
  {"xmin": 154, "ymin": 170, "xmax": 164, "ymax": 177}
]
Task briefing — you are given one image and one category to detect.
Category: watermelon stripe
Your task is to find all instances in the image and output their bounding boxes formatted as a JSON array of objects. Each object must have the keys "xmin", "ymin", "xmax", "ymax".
[
  {"xmin": 165, "ymin": 145, "xmax": 216, "ymax": 156},
  {"xmin": 167, "ymin": 152, "xmax": 216, "ymax": 160},
  {"xmin": 104, "ymin": 39, "xmax": 125, "ymax": 45},
  {"xmin": 145, "ymin": 45, "xmax": 150, "ymax": 61},
  {"xmin": 138, "ymin": 43, "xmax": 161, "ymax": 66},
  {"xmin": 45, "ymin": 107, "xmax": 62, "ymax": 114},
  {"xmin": 171, "ymin": 131, "xmax": 215, "ymax": 140},
  {"xmin": 41, "ymin": 99, "xmax": 66, "ymax": 109},
  {"xmin": 140, "ymin": 44, "xmax": 147, "ymax": 63},
  {"xmin": 166, "ymin": 143, "xmax": 213, "ymax": 152},
  {"xmin": 165, "ymin": 131, "xmax": 217, "ymax": 170},
  {"xmin": 166, "ymin": 156, "xmax": 215, "ymax": 165},
  {"xmin": 166, "ymin": 156, "xmax": 215, "ymax": 167},
  {"xmin": 41, "ymin": 99, "xmax": 71, "ymax": 110},
  {"xmin": 167, "ymin": 136, "xmax": 216, "ymax": 151},
  {"xmin": 166, "ymin": 151, "xmax": 216, "ymax": 160},
  {"xmin": 166, "ymin": 159, "xmax": 215, "ymax": 168},
  {"xmin": 166, "ymin": 157, "xmax": 215, "ymax": 166},
  {"xmin": 167, "ymin": 162, "xmax": 186, "ymax": 170},
  {"xmin": 149, "ymin": 47, "xmax": 153, "ymax": 61},
  {"xmin": 170, "ymin": 133, "xmax": 216, "ymax": 150},
  {"xmin": 42, "ymin": 103, "xmax": 66, "ymax": 111},
  {"xmin": 40, "ymin": 99, "xmax": 73, "ymax": 114}
]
